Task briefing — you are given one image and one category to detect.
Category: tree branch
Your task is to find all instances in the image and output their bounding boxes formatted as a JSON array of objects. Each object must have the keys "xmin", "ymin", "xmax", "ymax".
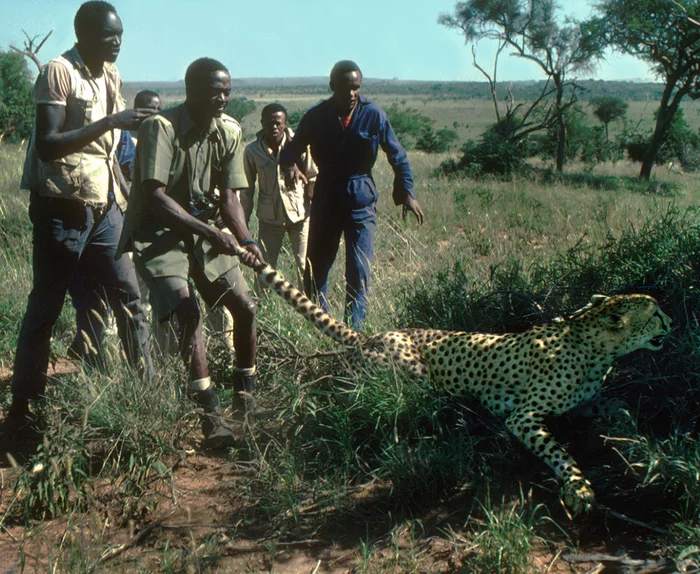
[{"xmin": 9, "ymin": 29, "xmax": 52, "ymax": 72}]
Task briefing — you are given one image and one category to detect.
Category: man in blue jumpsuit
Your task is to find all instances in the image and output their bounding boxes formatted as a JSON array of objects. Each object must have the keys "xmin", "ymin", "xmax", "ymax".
[{"xmin": 280, "ymin": 60, "xmax": 424, "ymax": 327}]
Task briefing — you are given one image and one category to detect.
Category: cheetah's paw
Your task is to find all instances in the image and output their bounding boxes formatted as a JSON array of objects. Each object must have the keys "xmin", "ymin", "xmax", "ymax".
[{"xmin": 561, "ymin": 478, "xmax": 595, "ymax": 517}]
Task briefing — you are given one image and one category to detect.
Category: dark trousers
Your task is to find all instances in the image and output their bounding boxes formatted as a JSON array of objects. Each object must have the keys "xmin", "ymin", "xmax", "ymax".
[
  {"xmin": 12, "ymin": 193, "xmax": 154, "ymax": 400},
  {"xmin": 304, "ymin": 203, "xmax": 376, "ymax": 328}
]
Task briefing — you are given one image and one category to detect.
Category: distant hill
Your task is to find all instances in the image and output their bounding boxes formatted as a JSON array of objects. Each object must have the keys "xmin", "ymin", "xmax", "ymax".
[{"xmin": 123, "ymin": 78, "xmax": 666, "ymax": 103}]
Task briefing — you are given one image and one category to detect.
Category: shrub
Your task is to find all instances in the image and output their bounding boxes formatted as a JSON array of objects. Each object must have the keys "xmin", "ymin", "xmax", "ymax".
[
  {"xmin": 440, "ymin": 128, "xmax": 528, "ymax": 178},
  {"xmin": 385, "ymin": 103, "xmax": 432, "ymax": 149},
  {"xmin": 0, "ymin": 51, "xmax": 34, "ymax": 142},
  {"xmin": 286, "ymin": 109, "xmax": 305, "ymax": 129},
  {"xmin": 415, "ymin": 125, "xmax": 459, "ymax": 153},
  {"xmin": 223, "ymin": 97, "xmax": 256, "ymax": 121},
  {"xmin": 625, "ymin": 108, "xmax": 700, "ymax": 169}
]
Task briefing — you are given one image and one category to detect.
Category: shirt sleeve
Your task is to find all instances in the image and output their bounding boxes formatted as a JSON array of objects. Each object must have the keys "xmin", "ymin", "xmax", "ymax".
[
  {"xmin": 302, "ymin": 145, "xmax": 318, "ymax": 182},
  {"xmin": 222, "ymin": 130, "xmax": 248, "ymax": 191},
  {"xmin": 380, "ymin": 115, "xmax": 415, "ymax": 204},
  {"xmin": 35, "ymin": 61, "xmax": 71, "ymax": 105},
  {"xmin": 137, "ymin": 117, "xmax": 174, "ymax": 187},
  {"xmin": 279, "ymin": 113, "xmax": 311, "ymax": 170},
  {"xmin": 240, "ymin": 147, "xmax": 257, "ymax": 224}
]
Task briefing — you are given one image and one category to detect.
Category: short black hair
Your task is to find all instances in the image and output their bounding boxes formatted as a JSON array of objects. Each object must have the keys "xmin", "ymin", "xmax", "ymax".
[
  {"xmin": 74, "ymin": 1, "xmax": 117, "ymax": 40},
  {"xmin": 134, "ymin": 90, "xmax": 160, "ymax": 108},
  {"xmin": 260, "ymin": 103, "xmax": 287, "ymax": 119},
  {"xmin": 330, "ymin": 60, "xmax": 362, "ymax": 85},
  {"xmin": 185, "ymin": 58, "xmax": 229, "ymax": 93}
]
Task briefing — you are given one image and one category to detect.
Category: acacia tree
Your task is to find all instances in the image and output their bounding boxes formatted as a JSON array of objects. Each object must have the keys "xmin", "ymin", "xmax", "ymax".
[
  {"xmin": 586, "ymin": 0, "xmax": 700, "ymax": 179},
  {"xmin": 590, "ymin": 96, "xmax": 628, "ymax": 139},
  {"xmin": 440, "ymin": 0, "xmax": 600, "ymax": 172}
]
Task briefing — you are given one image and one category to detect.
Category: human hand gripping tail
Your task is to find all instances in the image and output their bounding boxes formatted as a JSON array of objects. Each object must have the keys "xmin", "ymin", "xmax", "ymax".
[
  {"xmin": 402, "ymin": 196, "xmax": 425, "ymax": 225},
  {"xmin": 238, "ymin": 239, "xmax": 265, "ymax": 269},
  {"xmin": 209, "ymin": 231, "xmax": 265, "ymax": 269}
]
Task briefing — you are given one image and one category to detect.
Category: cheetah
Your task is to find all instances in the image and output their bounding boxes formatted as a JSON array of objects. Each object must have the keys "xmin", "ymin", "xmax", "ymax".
[{"xmin": 245, "ymin": 252, "xmax": 672, "ymax": 514}]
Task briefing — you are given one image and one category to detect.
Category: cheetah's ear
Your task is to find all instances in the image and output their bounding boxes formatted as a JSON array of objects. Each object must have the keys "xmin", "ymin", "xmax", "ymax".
[
  {"xmin": 589, "ymin": 294, "xmax": 609, "ymax": 306},
  {"xmin": 569, "ymin": 294, "xmax": 609, "ymax": 319}
]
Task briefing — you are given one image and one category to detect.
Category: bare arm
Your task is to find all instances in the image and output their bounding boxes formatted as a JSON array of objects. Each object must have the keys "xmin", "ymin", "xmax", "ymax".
[
  {"xmin": 142, "ymin": 179, "xmax": 238, "ymax": 254},
  {"xmin": 240, "ymin": 150, "xmax": 257, "ymax": 225},
  {"xmin": 35, "ymin": 103, "xmax": 155, "ymax": 162},
  {"xmin": 219, "ymin": 188, "xmax": 264, "ymax": 267}
]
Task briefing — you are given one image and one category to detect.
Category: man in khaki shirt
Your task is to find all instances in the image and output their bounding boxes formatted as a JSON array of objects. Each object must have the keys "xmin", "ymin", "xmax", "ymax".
[
  {"xmin": 119, "ymin": 58, "xmax": 263, "ymax": 448},
  {"xmin": 10, "ymin": 1, "xmax": 155, "ymax": 426},
  {"xmin": 242, "ymin": 104, "xmax": 317, "ymax": 285}
]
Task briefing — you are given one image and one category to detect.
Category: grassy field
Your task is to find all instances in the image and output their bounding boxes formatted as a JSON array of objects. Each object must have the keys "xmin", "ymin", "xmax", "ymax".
[{"xmin": 1, "ymin": 93, "xmax": 700, "ymax": 571}]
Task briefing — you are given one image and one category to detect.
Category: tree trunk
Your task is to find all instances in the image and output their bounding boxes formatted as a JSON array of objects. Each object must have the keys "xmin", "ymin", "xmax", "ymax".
[
  {"xmin": 554, "ymin": 78, "xmax": 566, "ymax": 173},
  {"xmin": 640, "ymin": 104, "xmax": 677, "ymax": 180}
]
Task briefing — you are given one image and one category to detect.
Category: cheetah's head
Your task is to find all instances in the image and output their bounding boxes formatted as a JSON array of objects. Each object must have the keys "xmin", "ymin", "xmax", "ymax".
[{"xmin": 569, "ymin": 294, "xmax": 672, "ymax": 355}]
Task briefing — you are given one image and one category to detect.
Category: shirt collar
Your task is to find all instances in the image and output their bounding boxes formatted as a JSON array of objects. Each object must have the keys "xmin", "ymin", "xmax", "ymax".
[
  {"xmin": 258, "ymin": 129, "xmax": 290, "ymax": 155},
  {"xmin": 65, "ymin": 45, "xmax": 101, "ymax": 79},
  {"xmin": 178, "ymin": 104, "xmax": 219, "ymax": 141}
]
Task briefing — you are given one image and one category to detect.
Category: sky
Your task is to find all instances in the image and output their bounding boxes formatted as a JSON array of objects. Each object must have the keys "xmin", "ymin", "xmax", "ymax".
[{"xmin": 0, "ymin": 0, "xmax": 657, "ymax": 83}]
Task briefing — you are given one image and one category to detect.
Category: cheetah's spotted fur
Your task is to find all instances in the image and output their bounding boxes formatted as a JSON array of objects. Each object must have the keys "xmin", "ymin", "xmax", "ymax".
[{"xmin": 252, "ymin": 258, "xmax": 672, "ymax": 514}]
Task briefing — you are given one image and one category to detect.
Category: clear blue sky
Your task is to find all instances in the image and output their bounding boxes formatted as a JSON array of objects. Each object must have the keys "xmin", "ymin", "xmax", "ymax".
[{"xmin": 0, "ymin": 0, "xmax": 655, "ymax": 83}]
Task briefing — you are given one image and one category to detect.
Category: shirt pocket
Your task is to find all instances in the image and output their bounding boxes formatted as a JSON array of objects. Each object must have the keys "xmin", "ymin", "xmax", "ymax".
[
  {"xmin": 40, "ymin": 154, "xmax": 83, "ymax": 195},
  {"xmin": 351, "ymin": 130, "xmax": 378, "ymax": 163},
  {"xmin": 66, "ymin": 91, "xmax": 94, "ymax": 128},
  {"xmin": 348, "ymin": 176, "xmax": 377, "ymax": 209},
  {"xmin": 257, "ymin": 194, "xmax": 276, "ymax": 222}
]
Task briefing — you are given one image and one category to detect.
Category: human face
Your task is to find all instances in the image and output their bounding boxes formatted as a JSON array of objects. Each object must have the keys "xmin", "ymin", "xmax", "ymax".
[
  {"xmin": 261, "ymin": 111, "xmax": 287, "ymax": 145},
  {"xmin": 82, "ymin": 11, "xmax": 123, "ymax": 65},
  {"xmin": 330, "ymin": 70, "xmax": 362, "ymax": 115},
  {"xmin": 189, "ymin": 70, "xmax": 231, "ymax": 120},
  {"xmin": 143, "ymin": 95, "xmax": 162, "ymax": 112}
]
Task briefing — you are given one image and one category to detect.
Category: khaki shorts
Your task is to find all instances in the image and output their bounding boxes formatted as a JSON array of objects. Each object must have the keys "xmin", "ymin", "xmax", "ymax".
[{"xmin": 147, "ymin": 264, "xmax": 249, "ymax": 322}]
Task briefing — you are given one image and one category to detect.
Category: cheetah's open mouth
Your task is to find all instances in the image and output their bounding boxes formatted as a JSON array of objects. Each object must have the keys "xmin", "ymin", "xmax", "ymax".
[{"xmin": 649, "ymin": 334, "xmax": 666, "ymax": 348}]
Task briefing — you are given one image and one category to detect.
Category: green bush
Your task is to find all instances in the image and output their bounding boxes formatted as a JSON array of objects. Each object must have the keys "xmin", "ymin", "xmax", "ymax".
[
  {"xmin": 626, "ymin": 108, "xmax": 700, "ymax": 169},
  {"xmin": 415, "ymin": 125, "xmax": 459, "ymax": 153},
  {"xmin": 0, "ymin": 51, "xmax": 34, "ymax": 142},
  {"xmin": 287, "ymin": 109, "xmax": 305, "ymax": 129},
  {"xmin": 440, "ymin": 128, "xmax": 528, "ymax": 178},
  {"xmin": 223, "ymin": 96, "xmax": 256, "ymax": 121},
  {"xmin": 385, "ymin": 103, "xmax": 432, "ymax": 150}
]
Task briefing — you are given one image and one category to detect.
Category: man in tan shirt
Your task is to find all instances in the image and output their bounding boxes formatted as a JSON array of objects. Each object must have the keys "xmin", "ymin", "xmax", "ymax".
[
  {"xmin": 242, "ymin": 103, "xmax": 316, "ymax": 285},
  {"xmin": 10, "ymin": 1, "xmax": 155, "ymax": 426}
]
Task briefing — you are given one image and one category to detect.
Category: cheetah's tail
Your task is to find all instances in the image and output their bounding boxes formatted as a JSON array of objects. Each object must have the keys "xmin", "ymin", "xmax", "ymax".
[{"xmin": 246, "ymin": 253, "xmax": 362, "ymax": 347}]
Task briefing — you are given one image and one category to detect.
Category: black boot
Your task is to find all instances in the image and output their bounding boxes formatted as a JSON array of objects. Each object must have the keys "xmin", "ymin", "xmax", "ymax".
[{"xmin": 192, "ymin": 388, "xmax": 237, "ymax": 448}]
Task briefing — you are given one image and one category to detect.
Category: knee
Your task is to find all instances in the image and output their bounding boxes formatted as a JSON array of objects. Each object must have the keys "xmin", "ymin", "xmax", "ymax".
[
  {"xmin": 231, "ymin": 295, "xmax": 256, "ymax": 323},
  {"xmin": 172, "ymin": 293, "xmax": 202, "ymax": 331}
]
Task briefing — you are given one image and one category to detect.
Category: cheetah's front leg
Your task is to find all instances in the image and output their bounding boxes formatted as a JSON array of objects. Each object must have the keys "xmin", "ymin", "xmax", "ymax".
[{"xmin": 505, "ymin": 407, "xmax": 594, "ymax": 516}]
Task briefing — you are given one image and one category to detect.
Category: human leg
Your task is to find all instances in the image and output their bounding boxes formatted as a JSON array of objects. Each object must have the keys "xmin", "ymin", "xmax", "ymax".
[
  {"xmin": 287, "ymin": 217, "xmax": 309, "ymax": 289},
  {"xmin": 77, "ymin": 203, "xmax": 154, "ymax": 379},
  {"xmin": 68, "ymin": 271, "xmax": 110, "ymax": 367},
  {"xmin": 304, "ymin": 209, "xmax": 343, "ymax": 313},
  {"xmin": 257, "ymin": 220, "xmax": 285, "ymax": 270},
  {"xmin": 343, "ymin": 205, "xmax": 377, "ymax": 328},
  {"xmin": 193, "ymin": 265, "xmax": 256, "ymax": 417},
  {"xmin": 12, "ymin": 195, "xmax": 91, "ymax": 406},
  {"xmin": 148, "ymin": 274, "xmax": 236, "ymax": 447}
]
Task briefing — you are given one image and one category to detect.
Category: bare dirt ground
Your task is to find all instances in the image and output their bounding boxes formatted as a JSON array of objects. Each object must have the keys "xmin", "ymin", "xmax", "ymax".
[
  {"xmin": 0, "ymin": 358, "xmax": 79, "ymax": 388},
  {"xmin": 0, "ymin": 425, "xmax": 683, "ymax": 574}
]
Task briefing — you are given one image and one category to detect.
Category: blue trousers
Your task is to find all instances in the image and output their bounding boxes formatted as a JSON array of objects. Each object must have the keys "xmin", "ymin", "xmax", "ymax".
[
  {"xmin": 12, "ymin": 193, "xmax": 154, "ymax": 400},
  {"xmin": 304, "ymin": 203, "xmax": 376, "ymax": 328}
]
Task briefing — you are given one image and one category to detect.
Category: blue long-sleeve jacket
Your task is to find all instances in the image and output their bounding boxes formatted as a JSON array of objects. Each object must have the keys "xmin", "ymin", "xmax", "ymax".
[{"xmin": 280, "ymin": 96, "xmax": 415, "ymax": 211}]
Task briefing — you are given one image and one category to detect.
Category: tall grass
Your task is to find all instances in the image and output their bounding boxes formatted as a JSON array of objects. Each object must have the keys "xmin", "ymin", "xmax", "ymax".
[{"xmin": 2, "ymin": 138, "xmax": 700, "ymax": 568}]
